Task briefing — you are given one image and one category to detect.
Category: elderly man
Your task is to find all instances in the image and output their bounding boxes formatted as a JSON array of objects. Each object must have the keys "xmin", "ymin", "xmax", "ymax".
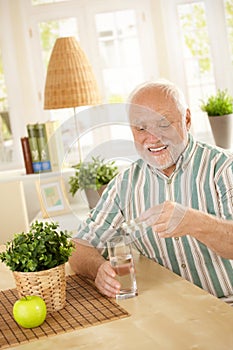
[{"xmin": 69, "ymin": 80, "xmax": 233, "ymax": 303}]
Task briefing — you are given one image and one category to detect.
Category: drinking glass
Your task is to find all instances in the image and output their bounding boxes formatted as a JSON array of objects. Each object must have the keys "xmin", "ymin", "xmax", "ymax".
[{"xmin": 107, "ymin": 233, "xmax": 138, "ymax": 300}]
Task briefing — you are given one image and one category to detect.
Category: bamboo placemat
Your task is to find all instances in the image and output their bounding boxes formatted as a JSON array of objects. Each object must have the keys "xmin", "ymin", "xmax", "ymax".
[{"xmin": 0, "ymin": 275, "xmax": 130, "ymax": 349}]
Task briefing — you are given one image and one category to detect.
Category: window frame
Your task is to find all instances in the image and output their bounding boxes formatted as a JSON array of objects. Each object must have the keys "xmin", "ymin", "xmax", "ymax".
[{"xmin": 161, "ymin": 0, "xmax": 233, "ymax": 94}]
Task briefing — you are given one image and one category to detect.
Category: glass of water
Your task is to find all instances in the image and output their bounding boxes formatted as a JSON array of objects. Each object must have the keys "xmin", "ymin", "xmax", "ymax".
[{"xmin": 107, "ymin": 233, "xmax": 138, "ymax": 300}]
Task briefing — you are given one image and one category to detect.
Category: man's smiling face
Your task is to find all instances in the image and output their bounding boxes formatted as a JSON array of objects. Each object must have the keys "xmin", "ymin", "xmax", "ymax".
[{"xmin": 129, "ymin": 87, "xmax": 190, "ymax": 176}]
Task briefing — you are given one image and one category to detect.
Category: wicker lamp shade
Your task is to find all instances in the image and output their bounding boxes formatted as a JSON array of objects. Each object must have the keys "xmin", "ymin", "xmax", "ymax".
[{"xmin": 44, "ymin": 36, "xmax": 101, "ymax": 109}]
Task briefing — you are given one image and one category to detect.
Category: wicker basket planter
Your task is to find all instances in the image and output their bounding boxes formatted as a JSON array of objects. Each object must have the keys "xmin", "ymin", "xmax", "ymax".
[
  {"xmin": 0, "ymin": 222, "xmax": 75, "ymax": 315},
  {"xmin": 13, "ymin": 264, "xmax": 66, "ymax": 313}
]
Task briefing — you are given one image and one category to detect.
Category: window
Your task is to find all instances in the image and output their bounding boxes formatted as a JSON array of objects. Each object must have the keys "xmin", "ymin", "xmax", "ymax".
[
  {"xmin": 177, "ymin": 1, "xmax": 215, "ymax": 134},
  {"xmin": 95, "ymin": 10, "xmax": 143, "ymax": 102},
  {"xmin": 161, "ymin": 0, "xmax": 233, "ymax": 143},
  {"xmin": 224, "ymin": 0, "xmax": 233, "ymax": 64},
  {"xmin": 0, "ymin": 50, "xmax": 13, "ymax": 164},
  {"xmin": 38, "ymin": 17, "xmax": 79, "ymax": 68}
]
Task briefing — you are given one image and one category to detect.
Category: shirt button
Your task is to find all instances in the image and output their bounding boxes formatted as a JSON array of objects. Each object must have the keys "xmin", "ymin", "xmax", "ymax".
[
  {"xmin": 181, "ymin": 263, "xmax": 186, "ymax": 268},
  {"xmin": 174, "ymin": 237, "xmax": 179, "ymax": 240}
]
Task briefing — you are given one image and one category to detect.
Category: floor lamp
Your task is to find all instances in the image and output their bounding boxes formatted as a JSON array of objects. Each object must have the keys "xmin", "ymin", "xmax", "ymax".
[{"xmin": 43, "ymin": 36, "xmax": 101, "ymax": 162}]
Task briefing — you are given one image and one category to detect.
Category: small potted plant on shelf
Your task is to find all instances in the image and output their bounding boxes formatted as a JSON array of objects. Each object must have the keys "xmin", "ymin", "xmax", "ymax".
[
  {"xmin": 200, "ymin": 89, "xmax": 233, "ymax": 149},
  {"xmin": 0, "ymin": 221, "xmax": 75, "ymax": 313},
  {"xmin": 69, "ymin": 156, "xmax": 119, "ymax": 209}
]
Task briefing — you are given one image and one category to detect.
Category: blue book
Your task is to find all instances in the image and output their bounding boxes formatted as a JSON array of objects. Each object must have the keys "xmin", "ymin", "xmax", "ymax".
[
  {"xmin": 35, "ymin": 123, "xmax": 52, "ymax": 172},
  {"xmin": 27, "ymin": 124, "xmax": 42, "ymax": 173}
]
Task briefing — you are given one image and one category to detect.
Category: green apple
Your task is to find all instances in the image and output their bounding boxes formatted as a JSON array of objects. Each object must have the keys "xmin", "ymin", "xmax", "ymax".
[{"xmin": 13, "ymin": 295, "xmax": 47, "ymax": 328}]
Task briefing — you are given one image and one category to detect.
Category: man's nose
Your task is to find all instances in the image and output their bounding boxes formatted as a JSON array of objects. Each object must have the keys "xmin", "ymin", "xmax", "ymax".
[{"xmin": 145, "ymin": 128, "xmax": 162, "ymax": 142}]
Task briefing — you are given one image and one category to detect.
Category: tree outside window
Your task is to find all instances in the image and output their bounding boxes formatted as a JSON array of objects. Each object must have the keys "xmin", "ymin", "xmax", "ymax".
[{"xmin": 224, "ymin": 0, "xmax": 233, "ymax": 64}]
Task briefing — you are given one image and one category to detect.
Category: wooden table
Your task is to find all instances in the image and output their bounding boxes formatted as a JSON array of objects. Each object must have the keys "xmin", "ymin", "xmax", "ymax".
[{"xmin": 1, "ymin": 245, "xmax": 233, "ymax": 350}]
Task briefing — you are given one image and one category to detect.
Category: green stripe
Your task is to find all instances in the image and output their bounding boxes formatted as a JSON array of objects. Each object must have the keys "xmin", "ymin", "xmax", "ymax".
[
  {"xmin": 143, "ymin": 165, "xmax": 151, "ymax": 210},
  {"xmin": 120, "ymin": 167, "xmax": 130, "ymax": 213},
  {"xmin": 217, "ymin": 177, "xmax": 229, "ymax": 215},
  {"xmin": 221, "ymin": 258, "xmax": 233, "ymax": 287},
  {"xmin": 174, "ymin": 172, "xmax": 182, "ymax": 202},
  {"xmin": 191, "ymin": 146, "xmax": 204, "ymax": 209},
  {"xmin": 165, "ymin": 238, "xmax": 181, "ymax": 275},
  {"xmin": 158, "ymin": 175, "xmax": 165, "ymax": 203},
  {"xmin": 204, "ymin": 156, "xmax": 216, "ymax": 215},
  {"xmin": 148, "ymin": 230, "xmax": 163, "ymax": 265},
  {"xmin": 89, "ymin": 179, "xmax": 122, "ymax": 244},
  {"xmin": 131, "ymin": 164, "xmax": 140, "ymax": 218},
  {"xmin": 197, "ymin": 241, "xmax": 224, "ymax": 297},
  {"xmin": 217, "ymin": 165, "xmax": 233, "ymax": 219},
  {"xmin": 181, "ymin": 236, "xmax": 202, "ymax": 287},
  {"xmin": 137, "ymin": 229, "xmax": 164, "ymax": 265},
  {"xmin": 214, "ymin": 150, "xmax": 227, "ymax": 172}
]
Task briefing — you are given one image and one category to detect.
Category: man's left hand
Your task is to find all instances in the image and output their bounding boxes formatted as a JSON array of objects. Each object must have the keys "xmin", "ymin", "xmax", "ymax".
[{"xmin": 139, "ymin": 200, "xmax": 194, "ymax": 238}]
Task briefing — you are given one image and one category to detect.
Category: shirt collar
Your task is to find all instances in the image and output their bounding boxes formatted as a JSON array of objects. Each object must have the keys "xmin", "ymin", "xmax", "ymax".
[{"xmin": 180, "ymin": 133, "xmax": 197, "ymax": 170}]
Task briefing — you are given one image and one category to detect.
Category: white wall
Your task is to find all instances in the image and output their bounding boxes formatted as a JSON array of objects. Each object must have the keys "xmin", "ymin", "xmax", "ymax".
[{"xmin": 0, "ymin": 167, "xmax": 78, "ymax": 222}]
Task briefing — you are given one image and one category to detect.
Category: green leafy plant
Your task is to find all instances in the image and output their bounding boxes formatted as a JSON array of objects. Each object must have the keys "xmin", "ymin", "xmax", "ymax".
[
  {"xmin": 69, "ymin": 156, "xmax": 118, "ymax": 197},
  {"xmin": 200, "ymin": 89, "xmax": 233, "ymax": 116},
  {"xmin": 0, "ymin": 221, "xmax": 75, "ymax": 272}
]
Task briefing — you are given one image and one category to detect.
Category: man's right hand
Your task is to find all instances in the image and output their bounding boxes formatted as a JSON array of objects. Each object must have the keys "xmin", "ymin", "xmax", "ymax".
[{"xmin": 95, "ymin": 261, "xmax": 121, "ymax": 297}]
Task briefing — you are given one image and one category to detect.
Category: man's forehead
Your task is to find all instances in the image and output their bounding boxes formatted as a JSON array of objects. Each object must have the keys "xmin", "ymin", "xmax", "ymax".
[{"xmin": 129, "ymin": 104, "xmax": 171, "ymax": 123}]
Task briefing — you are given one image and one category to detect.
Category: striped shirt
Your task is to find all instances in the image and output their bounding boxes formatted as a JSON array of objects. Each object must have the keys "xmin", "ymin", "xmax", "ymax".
[{"xmin": 75, "ymin": 134, "xmax": 233, "ymax": 299}]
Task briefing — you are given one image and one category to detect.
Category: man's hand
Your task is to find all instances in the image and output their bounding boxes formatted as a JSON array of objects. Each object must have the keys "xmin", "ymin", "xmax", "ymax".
[
  {"xmin": 139, "ymin": 200, "xmax": 193, "ymax": 238},
  {"xmin": 69, "ymin": 239, "xmax": 121, "ymax": 297},
  {"xmin": 95, "ymin": 261, "xmax": 121, "ymax": 297},
  {"xmin": 138, "ymin": 200, "xmax": 233, "ymax": 259}
]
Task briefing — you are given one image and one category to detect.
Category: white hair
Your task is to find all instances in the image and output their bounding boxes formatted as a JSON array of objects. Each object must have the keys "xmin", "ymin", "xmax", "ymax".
[{"xmin": 127, "ymin": 79, "xmax": 188, "ymax": 118}]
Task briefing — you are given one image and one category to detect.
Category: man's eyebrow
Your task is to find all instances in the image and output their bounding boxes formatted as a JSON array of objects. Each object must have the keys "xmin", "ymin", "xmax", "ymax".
[
  {"xmin": 131, "ymin": 118, "xmax": 146, "ymax": 125},
  {"xmin": 159, "ymin": 114, "xmax": 170, "ymax": 120},
  {"xmin": 130, "ymin": 112, "xmax": 167, "ymax": 124}
]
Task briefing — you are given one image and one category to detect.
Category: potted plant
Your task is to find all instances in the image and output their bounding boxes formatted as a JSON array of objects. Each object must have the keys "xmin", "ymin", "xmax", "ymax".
[
  {"xmin": 200, "ymin": 89, "xmax": 233, "ymax": 149},
  {"xmin": 0, "ymin": 221, "xmax": 75, "ymax": 313},
  {"xmin": 69, "ymin": 156, "xmax": 119, "ymax": 209}
]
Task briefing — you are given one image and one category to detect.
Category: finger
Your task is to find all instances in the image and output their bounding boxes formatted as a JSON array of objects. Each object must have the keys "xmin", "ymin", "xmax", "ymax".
[
  {"xmin": 95, "ymin": 275, "xmax": 119, "ymax": 297},
  {"xmin": 152, "ymin": 203, "xmax": 188, "ymax": 236},
  {"xmin": 152, "ymin": 223, "xmax": 168, "ymax": 236},
  {"xmin": 95, "ymin": 262, "xmax": 120, "ymax": 297},
  {"xmin": 101, "ymin": 260, "xmax": 116, "ymax": 278},
  {"xmin": 138, "ymin": 202, "xmax": 165, "ymax": 223},
  {"xmin": 166, "ymin": 203, "xmax": 187, "ymax": 233}
]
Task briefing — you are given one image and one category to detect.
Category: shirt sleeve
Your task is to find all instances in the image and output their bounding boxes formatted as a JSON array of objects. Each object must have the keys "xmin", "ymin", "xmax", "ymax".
[
  {"xmin": 73, "ymin": 176, "xmax": 125, "ymax": 255},
  {"xmin": 216, "ymin": 158, "xmax": 233, "ymax": 220}
]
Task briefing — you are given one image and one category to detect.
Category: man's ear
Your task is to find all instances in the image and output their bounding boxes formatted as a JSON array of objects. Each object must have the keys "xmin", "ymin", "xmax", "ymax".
[{"xmin": 185, "ymin": 108, "xmax": 191, "ymax": 130}]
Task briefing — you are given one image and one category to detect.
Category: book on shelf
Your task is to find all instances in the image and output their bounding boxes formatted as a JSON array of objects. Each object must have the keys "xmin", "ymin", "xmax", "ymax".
[
  {"xmin": 20, "ymin": 137, "xmax": 34, "ymax": 174},
  {"xmin": 44, "ymin": 120, "xmax": 65, "ymax": 172},
  {"xmin": 27, "ymin": 124, "xmax": 42, "ymax": 173},
  {"xmin": 35, "ymin": 123, "xmax": 52, "ymax": 172}
]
